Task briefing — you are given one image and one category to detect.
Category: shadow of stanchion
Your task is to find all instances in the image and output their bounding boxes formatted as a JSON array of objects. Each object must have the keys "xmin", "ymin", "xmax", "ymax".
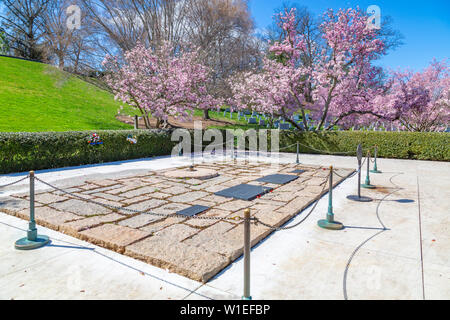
[
  {"xmin": 343, "ymin": 225, "xmax": 390, "ymax": 231},
  {"xmin": 46, "ymin": 242, "xmax": 96, "ymax": 251},
  {"xmin": 369, "ymin": 198, "xmax": 415, "ymax": 203}
]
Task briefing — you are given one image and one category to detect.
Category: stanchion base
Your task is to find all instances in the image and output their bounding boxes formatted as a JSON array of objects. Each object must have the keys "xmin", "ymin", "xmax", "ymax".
[
  {"xmin": 370, "ymin": 170, "xmax": 382, "ymax": 174},
  {"xmin": 318, "ymin": 219, "xmax": 344, "ymax": 230},
  {"xmin": 242, "ymin": 296, "xmax": 252, "ymax": 300},
  {"xmin": 361, "ymin": 184, "xmax": 376, "ymax": 189},
  {"xmin": 15, "ymin": 235, "xmax": 50, "ymax": 250},
  {"xmin": 347, "ymin": 195, "xmax": 373, "ymax": 202}
]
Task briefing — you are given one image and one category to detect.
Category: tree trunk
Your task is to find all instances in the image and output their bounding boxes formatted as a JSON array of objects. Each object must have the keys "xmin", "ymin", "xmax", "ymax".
[
  {"xmin": 58, "ymin": 53, "xmax": 64, "ymax": 69},
  {"xmin": 203, "ymin": 109, "xmax": 210, "ymax": 120}
]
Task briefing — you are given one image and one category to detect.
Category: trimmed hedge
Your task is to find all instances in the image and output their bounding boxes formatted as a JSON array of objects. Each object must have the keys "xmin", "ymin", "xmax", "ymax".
[
  {"xmin": 0, "ymin": 130, "xmax": 448, "ymax": 174},
  {"xmin": 275, "ymin": 131, "xmax": 450, "ymax": 161},
  {"xmin": 0, "ymin": 130, "xmax": 178, "ymax": 174}
]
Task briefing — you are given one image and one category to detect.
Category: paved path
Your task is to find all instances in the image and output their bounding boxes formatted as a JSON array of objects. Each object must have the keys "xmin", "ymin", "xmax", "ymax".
[{"xmin": 1, "ymin": 153, "xmax": 449, "ymax": 300}]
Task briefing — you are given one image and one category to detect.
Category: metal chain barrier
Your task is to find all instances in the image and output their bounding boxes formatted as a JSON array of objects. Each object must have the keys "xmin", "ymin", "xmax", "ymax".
[
  {"xmin": 0, "ymin": 175, "xmax": 30, "ymax": 189},
  {"xmin": 34, "ymin": 176, "xmax": 245, "ymax": 223},
  {"xmin": 295, "ymin": 141, "xmax": 357, "ymax": 155},
  {"xmin": 254, "ymin": 172, "xmax": 330, "ymax": 231},
  {"xmin": 333, "ymin": 157, "xmax": 367, "ymax": 179},
  {"xmin": 278, "ymin": 143, "xmax": 298, "ymax": 151}
]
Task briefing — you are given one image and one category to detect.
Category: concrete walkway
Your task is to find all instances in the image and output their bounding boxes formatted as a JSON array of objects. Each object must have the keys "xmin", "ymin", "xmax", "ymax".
[{"xmin": 1, "ymin": 153, "xmax": 449, "ymax": 300}]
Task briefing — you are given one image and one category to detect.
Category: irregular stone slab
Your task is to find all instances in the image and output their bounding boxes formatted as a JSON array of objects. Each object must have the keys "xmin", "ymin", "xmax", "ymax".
[
  {"xmin": 120, "ymin": 186, "xmax": 161, "ymax": 198},
  {"xmin": 184, "ymin": 209, "xmax": 232, "ymax": 228},
  {"xmin": 125, "ymin": 238, "xmax": 229, "ymax": 283},
  {"xmin": 249, "ymin": 203, "xmax": 283, "ymax": 214},
  {"xmin": 86, "ymin": 179, "xmax": 119, "ymax": 187},
  {"xmin": 152, "ymin": 203, "xmax": 191, "ymax": 215},
  {"xmin": 79, "ymin": 183, "xmax": 105, "ymax": 191},
  {"xmin": 49, "ymin": 199, "xmax": 112, "ymax": 216},
  {"xmin": 81, "ymin": 185, "xmax": 122, "ymax": 195},
  {"xmin": 163, "ymin": 186, "xmax": 192, "ymax": 195},
  {"xmin": 80, "ymin": 224, "xmax": 151, "ymax": 253},
  {"xmin": 215, "ymin": 199, "xmax": 254, "ymax": 212},
  {"xmin": 204, "ymin": 185, "xmax": 229, "ymax": 193},
  {"xmin": 14, "ymin": 207, "xmax": 83, "ymax": 231},
  {"xmin": 168, "ymin": 191, "xmax": 209, "ymax": 203},
  {"xmin": 153, "ymin": 223, "xmax": 200, "ymax": 242},
  {"xmin": 272, "ymin": 191, "xmax": 297, "ymax": 202},
  {"xmin": 190, "ymin": 200, "xmax": 216, "ymax": 207},
  {"xmin": 184, "ymin": 221, "xmax": 236, "ymax": 244},
  {"xmin": 149, "ymin": 192, "xmax": 171, "ymax": 200},
  {"xmin": 121, "ymin": 195, "xmax": 150, "ymax": 205},
  {"xmin": 305, "ymin": 177, "xmax": 328, "ymax": 186},
  {"xmin": 0, "ymin": 197, "xmax": 31, "ymax": 212},
  {"xmin": 52, "ymin": 187, "xmax": 83, "ymax": 196},
  {"xmin": 124, "ymin": 199, "xmax": 168, "ymax": 214},
  {"xmin": 140, "ymin": 176, "xmax": 166, "ymax": 184},
  {"xmin": 96, "ymin": 193, "xmax": 125, "ymax": 202},
  {"xmin": 61, "ymin": 213, "xmax": 125, "ymax": 236},
  {"xmin": 139, "ymin": 217, "xmax": 184, "ymax": 234},
  {"xmin": 275, "ymin": 196, "xmax": 316, "ymax": 215},
  {"xmin": 105, "ymin": 184, "xmax": 142, "ymax": 195},
  {"xmin": 34, "ymin": 193, "xmax": 68, "ymax": 204},
  {"xmin": 164, "ymin": 168, "xmax": 219, "ymax": 180},
  {"xmin": 118, "ymin": 213, "xmax": 164, "ymax": 229},
  {"xmin": 184, "ymin": 222, "xmax": 241, "ymax": 260},
  {"xmin": 303, "ymin": 185, "xmax": 328, "ymax": 195}
]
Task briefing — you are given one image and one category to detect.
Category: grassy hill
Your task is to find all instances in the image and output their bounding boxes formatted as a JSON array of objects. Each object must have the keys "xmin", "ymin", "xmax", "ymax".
[{"xmin": 0, "ymin": 56, "xmax": 133, "ymax": 132}]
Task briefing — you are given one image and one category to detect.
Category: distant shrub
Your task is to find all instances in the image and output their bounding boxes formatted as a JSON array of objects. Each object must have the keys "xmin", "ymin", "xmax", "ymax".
[{"xmin": 0, "ymin": 130, "xmax": 177, "ymax": 174}]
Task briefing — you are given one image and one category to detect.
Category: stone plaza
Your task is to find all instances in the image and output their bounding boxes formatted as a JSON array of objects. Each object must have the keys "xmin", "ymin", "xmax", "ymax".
[{"xmin": 0, "ymin": 160, "xmax": 353, "ymax": 282}]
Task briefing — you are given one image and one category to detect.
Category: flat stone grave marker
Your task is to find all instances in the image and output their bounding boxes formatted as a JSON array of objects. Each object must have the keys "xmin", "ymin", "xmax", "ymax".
[
  {"xmin": 291, "ymin": 169, "xmax": 306, "ymax": 174},
  {"xmin": 177, "ymin": 205, "xmax": 210, "ymax": 217},
  {"xmin": 248, "ymin": 118, "xmax": 257, "ymax": 124},
  {"xmin": 215, "ymin": 184, "xmax": 273, "ymax": 201},
  {"xmin": 256, "ymin": 174, "xmax": 299, "ymax": 185}
]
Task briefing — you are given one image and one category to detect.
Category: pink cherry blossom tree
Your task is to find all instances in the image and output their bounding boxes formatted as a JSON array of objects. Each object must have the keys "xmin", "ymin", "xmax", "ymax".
[
  {"xmin": 232, "ymin": 7, "xmax": 391, "ymax": 131},
  {"xmin": 378, "ymin": 60, "xmax": 449, "ymax": 132},
  {"xmin": 103, "ymin": 42, "xmax": 220, "ymax": 129}
]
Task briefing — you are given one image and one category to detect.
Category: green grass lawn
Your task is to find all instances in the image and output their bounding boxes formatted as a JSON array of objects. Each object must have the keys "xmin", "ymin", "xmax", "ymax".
[
  {"xmin": 0, "ymin": 56, "xmax": 133, "ymax": 132},
  {"xmin": 0, "ymin": 56, "xmax": 308, "ymax": 133}
]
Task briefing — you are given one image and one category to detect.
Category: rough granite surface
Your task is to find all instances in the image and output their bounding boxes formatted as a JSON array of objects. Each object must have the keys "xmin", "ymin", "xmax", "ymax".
[{"xmin": 0, "ymin": 161, "xmax": 353, "ymax": 282}]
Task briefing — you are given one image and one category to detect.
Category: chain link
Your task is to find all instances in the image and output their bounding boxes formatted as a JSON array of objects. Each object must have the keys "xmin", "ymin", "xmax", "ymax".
[{"xmin": 0, "ymin": 175, "xmax": 29, "ymax": 189}]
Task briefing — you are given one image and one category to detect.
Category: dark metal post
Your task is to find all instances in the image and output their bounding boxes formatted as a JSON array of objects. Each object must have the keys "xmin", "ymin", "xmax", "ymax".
[
  {"xmin": 318, "ymin": 166, "xmax": 343, "ymax": 230},
  {"xmin": 28, "ymin": 171, "xmax": 37, "ymax": 241},
  {"xmin": 362, "ymin": 151, "xmax": 376, "ymax": 189},
  {"xmin": 347, "ymin": 145, "xmax": 373, "ymax": 202},
  {"xmin": 134, "ymin": 115, "xmax": 138, "ymax": 130},
  {"xmin": 371, "ymin": 145, "xmax": 382, "ymax": 174},
  {"xmin": 357, "ymin": 156, "xmax": 362, "ymax": 198},
  {"xmin": 15, "ymin": 171, "xmax": 49, "ymax": 250},
  {"xmin": 296, "ymin": 142, "xmax": 300, "ymax": 164},
  {"xmin": 242, "ymin": 208, "xmax": 252, "ymax": 300},
  {"xmin": 328, "ymin": 166, "xmax": 333, "ymax": 220}
]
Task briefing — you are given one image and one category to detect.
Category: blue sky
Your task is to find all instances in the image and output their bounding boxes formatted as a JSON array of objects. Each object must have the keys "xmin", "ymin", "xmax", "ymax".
[{"xmin": 249, "ymin": 0, "xmax": 450, "ymax": 72}]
